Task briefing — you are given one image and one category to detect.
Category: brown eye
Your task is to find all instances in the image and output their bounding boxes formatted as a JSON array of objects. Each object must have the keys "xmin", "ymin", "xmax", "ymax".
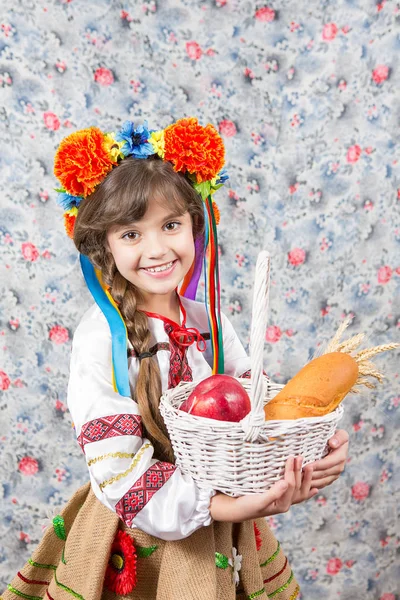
[
  {"xmin": 122, "ymin": 231, "xmax": 139, "ymax": 240},
  {"xmin": 164, "ymin": 221, "xmax": 181, "ymax": 231}
]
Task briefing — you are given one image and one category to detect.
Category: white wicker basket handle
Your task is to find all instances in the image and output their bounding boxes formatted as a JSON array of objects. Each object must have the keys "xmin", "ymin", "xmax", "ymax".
[{"xmin": 243, "ymin": 251, "xmax": 271, "ymax": 442}]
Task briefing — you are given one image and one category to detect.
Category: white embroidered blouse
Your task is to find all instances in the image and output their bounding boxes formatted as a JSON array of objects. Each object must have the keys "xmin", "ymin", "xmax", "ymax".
[{"xmin": 67, "ymin": 295, "xmax": 251, "ymax": 541}]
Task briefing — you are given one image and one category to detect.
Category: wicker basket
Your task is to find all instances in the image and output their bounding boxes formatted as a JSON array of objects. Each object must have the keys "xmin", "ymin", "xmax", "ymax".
[{"xmin": 160, "ymin": 251, "xmax": 344, "ymax": 496}]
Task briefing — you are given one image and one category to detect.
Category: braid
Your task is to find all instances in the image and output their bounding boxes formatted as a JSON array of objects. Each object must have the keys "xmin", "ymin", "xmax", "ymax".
[{"xmin": 102, "ymin": 253, "xmax": 175, "ymax": 463}]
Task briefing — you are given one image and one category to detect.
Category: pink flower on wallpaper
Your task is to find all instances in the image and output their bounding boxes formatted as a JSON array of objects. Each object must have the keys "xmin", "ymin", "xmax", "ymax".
[
  {"xmin": 19, "ymin": 532, "xmax": 31, "ymax": 543},
  {"xmin": 55, "ymin": 60, "xmax": 67, "ymax": 73},
  {"xmin": 0, "ymin": 370, "xmax": 11, "ymax": 391},
  {"xmin": 186, "ymin": 41, "xmax": 202, "ymax": 60},
  {"xmin": 266, "ymin": 325, "xmax": 282, "ymax": 343},
  {"xmin": 377, "ymin": 266, "xmax": 392, "ymax": 284},
  {"xmin": 372, "ymin": 65, "xmax": 389, "ymax": 85},
  {"xmin": 43, "ymin": 111, "xmax": 60, "ymax": 131},
  {"xmin": 351, "ymin": 481, "xmax": 370, "ymax": 501},
  {"xmin": 94, "ymin": 67, "xmax": 114, "ymax": 86},
  {"xmin": 21, "ymin": 242, "xmax": 39, "ymax": 262},
  {"xmin": 326, "ymin": 557, "xmax": 342, "ymax": 575},
  {"xmin": 19, "ymin": 456, "xmax": 39, "ymax": 475},
  {"xmin": 255, "ymin": 6, "xmax": 275, "ymax": 22},
  {"xmin": 379, "ymin": 595, "xmax": 396, "ymax": 600},
  {"xmin": 49, "ymin": 325, "xmax": 69, "ymax": 344},
  {"xmin": 346, "ymin": 144, "xmax": 362, "ymax": 163},
  {"xmin": 55, "ymin": 399, "xmax": 67, "ymax": 412},
  {"xmin": 288, "ymin": 248, "xmax": 306, "ymax": 266},
  {"xmin": 218, "ymin": 119, "xmax": 237, "ymax": 137},
  {"xmin": 322, "ymin": 23, "xmax": 338, "ymax": 41}
]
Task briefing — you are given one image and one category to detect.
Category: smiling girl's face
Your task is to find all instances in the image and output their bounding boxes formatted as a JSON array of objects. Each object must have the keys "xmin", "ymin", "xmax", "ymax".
[{"xmin": 106, "ymin": 196, "xmax": 195, "ymax": 308}]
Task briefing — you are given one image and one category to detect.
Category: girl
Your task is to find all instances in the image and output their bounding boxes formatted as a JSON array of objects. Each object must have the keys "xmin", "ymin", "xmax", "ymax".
[{"xmin": 2, "ymin": 118, "xmax": 349, "ymax": 600}]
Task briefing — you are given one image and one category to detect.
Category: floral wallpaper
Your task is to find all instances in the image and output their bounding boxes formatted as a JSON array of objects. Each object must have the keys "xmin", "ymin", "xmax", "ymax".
[{"xmin": 0, "ymin": 0, "xmax": 399, "ymax": 598}]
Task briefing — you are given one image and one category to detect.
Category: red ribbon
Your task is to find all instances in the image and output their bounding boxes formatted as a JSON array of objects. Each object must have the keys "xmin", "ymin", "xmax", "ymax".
[{"xmin": 169, "ymin": 326, "xmax": 207, "ymax": 352}]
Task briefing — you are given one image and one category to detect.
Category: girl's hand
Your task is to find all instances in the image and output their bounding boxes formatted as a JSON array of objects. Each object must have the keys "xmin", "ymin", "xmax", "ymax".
[
  {"xmin": 291, "ymin": 459, "xmax": 319, "ymax": 505},
  {"xmin": 210, "ymin": 455, "xmax": 316, "ymax": 522},
  {"xmin": 309, "ymin": 429, "xmax": 349, "ymax": 489}
]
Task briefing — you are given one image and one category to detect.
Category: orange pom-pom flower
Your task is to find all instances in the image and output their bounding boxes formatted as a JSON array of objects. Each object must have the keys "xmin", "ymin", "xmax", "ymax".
[
  {"xmin": 54, "ymin": 127, "xmax": 116, "ymax": 198},
  {"xmin": 163, "ymin": 117, "xmax": 225, "ymax": 183},
  {"xmin": 64, "ymin": 208, "xmax": 78, "ymax": 239}
]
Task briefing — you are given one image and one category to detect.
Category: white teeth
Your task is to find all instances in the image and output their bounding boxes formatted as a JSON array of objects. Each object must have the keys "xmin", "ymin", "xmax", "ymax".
[{"xmin": 144, "ymin": 261, "xmax": 174, "ymax": 273}]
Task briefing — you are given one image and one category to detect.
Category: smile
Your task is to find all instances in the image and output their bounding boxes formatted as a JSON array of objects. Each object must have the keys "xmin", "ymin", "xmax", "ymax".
[{"xmin": 142, "ymin": 260, "xmax": 177, "ymax": 274}]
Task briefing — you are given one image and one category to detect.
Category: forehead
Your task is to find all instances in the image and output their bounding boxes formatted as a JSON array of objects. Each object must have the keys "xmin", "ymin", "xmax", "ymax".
[
  {"xmin": 138, "ymin": 196, "xmax": 186, "ymax": 223},
  {"xmin": 109, "ymin": 197, "xmax": 188, "ymax": 235}
]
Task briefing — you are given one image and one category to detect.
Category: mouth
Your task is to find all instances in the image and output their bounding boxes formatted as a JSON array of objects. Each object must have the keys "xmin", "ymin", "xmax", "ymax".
[{"xmin": 141, "ymin": 259, "xmax": 177, "ymax": 276}]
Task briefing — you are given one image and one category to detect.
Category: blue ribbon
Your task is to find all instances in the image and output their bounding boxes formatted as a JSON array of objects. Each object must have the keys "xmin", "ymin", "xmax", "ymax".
[{"xmin": 80, "ymin": 254, "xmax": 131, "ymax": 398}]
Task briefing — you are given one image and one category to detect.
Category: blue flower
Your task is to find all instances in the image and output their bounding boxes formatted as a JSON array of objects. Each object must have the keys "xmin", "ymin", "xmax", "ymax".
[
  {"xmin": 56, "ymin": 192, "xmax": 83, "ymax": 211},
  {"xmin": 216, "ymin": 168, "xmax": 229, "ymax": 185},
  {"xmin": 115, "ymin": 120, "xmax": 155, "ymax": 159}
]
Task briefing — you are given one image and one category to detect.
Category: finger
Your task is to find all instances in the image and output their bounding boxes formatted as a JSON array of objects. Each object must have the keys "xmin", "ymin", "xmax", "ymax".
[
  {"xmin": 284, "ymin": 456, "xmax": 297, "ymax": 490},
  {"xmin": 328, "ymin": 429, "xmax": 349, "ymax": 449},
  {"xmin": 300, "ymin": 464, "xmax": 313, "ymax": 492},
  {"xmin": 294, "ymin": 456, "xmax": 303, "ymax": 490},
  {"xmin": 259, "ymin": 479, "xmax": 288, "ymax": 516},
  {"xmin": 292, "ymin": 466, "xmax": 317, "ymax": 505},
  {"xmin": 277, "ymin": 456, "xmax": 296, "ymax": 510},
  {"xmin": 311, "ymin": 464, "xmax": 345, "ymax": 480},
  {"xmin": 310, "ymin": 475, "xmax": 339, "ymax": 489},
  {"xmin": 258, "ymin": 457, "xmax": 296, "ymax": 514},
  {"xmin": 312, "ymin": 443, "xmax": 349, "ymax": 471}
]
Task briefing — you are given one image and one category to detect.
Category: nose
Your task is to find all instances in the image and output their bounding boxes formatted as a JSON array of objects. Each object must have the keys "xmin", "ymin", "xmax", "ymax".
[{"xmin": 143, "ymin": 232, "xmax": 168, "ymax": 259}]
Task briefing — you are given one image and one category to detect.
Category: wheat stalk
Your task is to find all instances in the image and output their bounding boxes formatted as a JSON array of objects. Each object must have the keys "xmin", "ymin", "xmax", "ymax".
[{"xmin": 322, "ymin": 322, "xmax": 399, "ymax": 392}]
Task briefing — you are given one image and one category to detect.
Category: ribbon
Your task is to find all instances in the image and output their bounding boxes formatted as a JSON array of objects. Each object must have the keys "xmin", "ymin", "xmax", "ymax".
[{"xmin": 169, "ymin": 326, "xmax": 207, "ymax": 352}]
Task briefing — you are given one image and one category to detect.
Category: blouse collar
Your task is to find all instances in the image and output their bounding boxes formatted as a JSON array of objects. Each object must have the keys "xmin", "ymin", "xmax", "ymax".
[{"xmin": 144, "ymin": 296, "xmax": 206, "ymax": 352}]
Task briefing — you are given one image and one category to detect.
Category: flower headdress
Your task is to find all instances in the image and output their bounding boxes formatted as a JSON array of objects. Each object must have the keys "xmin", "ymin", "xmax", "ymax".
[{"xmin": 54, "ymin": 117, "xmax": 228, "ymax": 379}]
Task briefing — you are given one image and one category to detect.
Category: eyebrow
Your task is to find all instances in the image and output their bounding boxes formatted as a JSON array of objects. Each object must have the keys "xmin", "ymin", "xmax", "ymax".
[
  {"xmin": 163, "ymin": 211, "xmax": 185, "ymax": 220},
  {"xmin": 114, "ymin": 211, "xmax": 186, "ymax": 233}
]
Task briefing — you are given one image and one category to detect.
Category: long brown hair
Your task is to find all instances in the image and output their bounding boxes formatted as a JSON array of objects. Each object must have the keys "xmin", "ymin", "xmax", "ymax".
[{"xmin": 73, "ymin": 156, "xmax": 204, "ymax": 461}]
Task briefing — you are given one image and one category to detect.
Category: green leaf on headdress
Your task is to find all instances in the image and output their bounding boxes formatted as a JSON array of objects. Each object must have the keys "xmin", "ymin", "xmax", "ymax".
[
  {"xmin": 54, "ymin": 187, "xmax": 66, "ymax": 193},
  {"xmin": 52, "ymin": 515, "xmax": 66, "ymax": 541},
  {"xmin": 211, "ymin": 183, "xmax": 224, "ymax": 192},
  {"xmin": 215, "ymin": 552, "xmax": 229, "ymax": 569},
  {"xmin": 194, "ymin": 180, "xmax": 212, "ymax": 201},
  {"xmin": 137, "ymin": 545, "xmax": 158, "ymax": 558}
]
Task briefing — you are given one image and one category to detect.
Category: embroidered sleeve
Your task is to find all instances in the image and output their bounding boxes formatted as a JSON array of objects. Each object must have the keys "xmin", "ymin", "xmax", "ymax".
[{"xmin": 67, "ymin": 312, "xmax": 214, "ymax": 540}]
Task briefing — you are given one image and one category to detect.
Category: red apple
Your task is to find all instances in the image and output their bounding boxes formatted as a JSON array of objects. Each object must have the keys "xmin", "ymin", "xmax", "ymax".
[{"xmin": 179, "ymin": 375, "xmax": 251, "ymax": 422}]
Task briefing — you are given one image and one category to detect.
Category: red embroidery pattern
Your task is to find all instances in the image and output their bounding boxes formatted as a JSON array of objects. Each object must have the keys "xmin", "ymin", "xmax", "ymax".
[
  {"xmin": 77, "ymin": 414, "xmax": 142, "ymax": 452},
  {"xmin": 241, "ymin": 369, "xmax": 252, "ymax": 379},
  {"xmin": 164, "ymin": 323, "xmax": 193, "ymax": 388},
  {"xmin": 240, "ymin": 369, "xmax": 269, "ymax": 379},
  {"xmin": 115, "ymin": 462, "xmax": 176, "ymax": 526}
]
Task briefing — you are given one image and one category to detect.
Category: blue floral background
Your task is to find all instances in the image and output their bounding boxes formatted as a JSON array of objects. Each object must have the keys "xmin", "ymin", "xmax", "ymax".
[{"xmin": 0, "ymin": 1, "xmax": 399, "ymax": 598}]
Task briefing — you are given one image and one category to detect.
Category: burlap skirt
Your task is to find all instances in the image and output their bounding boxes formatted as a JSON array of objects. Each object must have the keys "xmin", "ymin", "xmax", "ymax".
[{"xmin": 1, "ymin": 482, "xmax": 300, "ymax": 600}]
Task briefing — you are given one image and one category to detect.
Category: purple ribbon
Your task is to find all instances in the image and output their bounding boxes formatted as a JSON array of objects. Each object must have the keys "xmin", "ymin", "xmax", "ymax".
[{"xmin": 182, "ymin": 235, "xmax": 204, "ymax": 300}]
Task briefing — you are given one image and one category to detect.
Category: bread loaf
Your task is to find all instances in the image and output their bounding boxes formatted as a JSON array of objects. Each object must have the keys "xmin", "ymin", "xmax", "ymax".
[
  {"xmin": 264, "ymin": 352, "xmax": 358, "ymax": 420},
  {"xmin": 263, "ymin": 318, "xmax": 399, "ymax": 421}
]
